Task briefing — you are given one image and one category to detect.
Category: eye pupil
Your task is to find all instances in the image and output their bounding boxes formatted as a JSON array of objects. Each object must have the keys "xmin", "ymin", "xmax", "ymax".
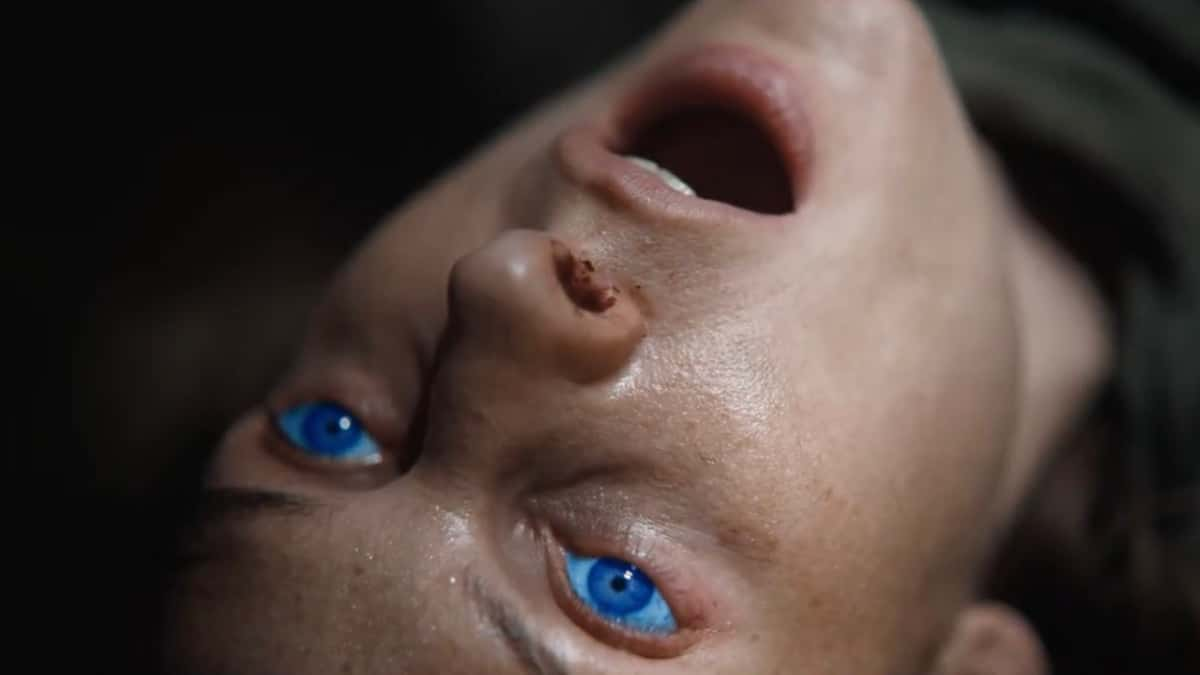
[
  {"xmin": 587, "ymin": 558, "xmax": 654, "ymax": 615},
  {"xmin": 564, "ymin": 550, "xmax": 678, "ymax": 635},
  {"xmin": 300, "ymin": 403, "xmax": 364, "ymax": 456},
  {"xmin": 275, "ymin": 401, "xmax": 383, "ymax": 465}
]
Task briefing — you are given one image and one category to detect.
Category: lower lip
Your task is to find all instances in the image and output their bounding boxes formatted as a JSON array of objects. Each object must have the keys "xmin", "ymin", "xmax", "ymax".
[{"xmin": 554, "ymin": 44, "xmax": 813, "ymax": 227}]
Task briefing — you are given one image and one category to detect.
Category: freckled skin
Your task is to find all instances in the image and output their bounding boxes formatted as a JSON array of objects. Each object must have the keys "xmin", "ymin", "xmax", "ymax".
[{"xmin": 167, "ymin": 1, "xmax": 1110, "ymax": 674}]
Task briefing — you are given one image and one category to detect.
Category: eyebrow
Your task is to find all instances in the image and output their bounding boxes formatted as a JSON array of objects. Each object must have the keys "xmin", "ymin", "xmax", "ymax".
[
  {"xmin": 711, "ymin": 511, "xmax": 780, "ymax": 565},
  {"xmin": 176, "ymin": 489, "xmax": 574, "ymax": 672},
  {"xmin": 172, "ymin": 487, "xmax": 320, "ymax": 569},
  {"xmin": 469, "ymin": 575, "xmax": 574, "ymax": 675},
  {"xmin": 193, "ymin": 487, "xmax": 319, "ymax": 516}
]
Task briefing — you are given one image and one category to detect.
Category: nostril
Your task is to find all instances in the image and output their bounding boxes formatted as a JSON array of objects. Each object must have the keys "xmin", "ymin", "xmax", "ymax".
[
  {"xmin": 551, "ymin": 240, "xmax": 619, "ymax": 313},
  {"xmin": 447, "ymin": 230, "xmax": 647, "ymax": 383}
]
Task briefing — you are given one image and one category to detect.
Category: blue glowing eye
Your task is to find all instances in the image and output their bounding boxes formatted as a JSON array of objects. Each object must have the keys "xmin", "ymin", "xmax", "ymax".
[
  {"xmin": 275, "ymin": 402, "xmax": 382, "ymax": 464},
  {"xmin": 563, "ymin": 550, "xmax": 677, "ymax": 634}
]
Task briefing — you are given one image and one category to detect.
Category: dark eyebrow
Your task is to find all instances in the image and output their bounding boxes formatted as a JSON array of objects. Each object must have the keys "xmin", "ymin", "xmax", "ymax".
[
  {"xmin": 172, "ymin": 487, "xmax": 321, "ymax": 569},
  {"xmin": 469, "ymin": 575, "xmax": 573, "ymax": 675},
  {"xmin": 193, "ymin": 487, "xmax": 319, "ymax": 517}
]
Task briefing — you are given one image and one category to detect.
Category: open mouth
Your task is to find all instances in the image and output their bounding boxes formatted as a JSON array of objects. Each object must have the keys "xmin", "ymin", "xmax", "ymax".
[
  {"xmin": 557, "ymin": 45, "xmax": 811, "ymax": 223},
  {"xmin": 621, "ymin": 105, "xmax": 795, "ymax": 215}
]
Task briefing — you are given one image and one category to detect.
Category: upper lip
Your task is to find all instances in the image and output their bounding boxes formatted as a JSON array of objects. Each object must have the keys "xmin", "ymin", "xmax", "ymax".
[{"xmin": 553, "ymin": 43, "xmax": 814, "ymax": 228}]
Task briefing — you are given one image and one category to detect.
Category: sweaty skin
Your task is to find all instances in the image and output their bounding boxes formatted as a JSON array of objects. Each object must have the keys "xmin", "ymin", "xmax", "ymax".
[{"xmin": 166, "ymin": 2, "xmax": 1109, "ymax": 674}]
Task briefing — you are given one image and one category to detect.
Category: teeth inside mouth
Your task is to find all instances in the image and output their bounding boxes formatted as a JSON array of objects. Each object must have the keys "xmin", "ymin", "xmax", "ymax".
[
  {"xmin": 621, "ymin": 107, "xmax": 794, "ymax": 214},
  {"xmin": 624, "ymin": 155, "xmax": 696, "ymax": 197}
]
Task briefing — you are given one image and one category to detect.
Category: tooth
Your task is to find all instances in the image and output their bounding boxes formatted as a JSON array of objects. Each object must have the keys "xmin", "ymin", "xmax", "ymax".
[{"xmin": 625, "ymin": 155, "xmax": 696, "ymax": 196}]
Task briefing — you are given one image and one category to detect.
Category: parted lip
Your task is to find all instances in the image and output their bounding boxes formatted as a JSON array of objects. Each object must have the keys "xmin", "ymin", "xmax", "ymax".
[{"xmin": 554, "ymin": 43, "xmax": 814, "ymax": 228}]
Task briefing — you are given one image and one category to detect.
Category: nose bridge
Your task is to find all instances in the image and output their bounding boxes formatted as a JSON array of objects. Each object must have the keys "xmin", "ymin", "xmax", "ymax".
[{"xmin": 447, "ymin": 229, "xmax": 646, "ymax": 383}]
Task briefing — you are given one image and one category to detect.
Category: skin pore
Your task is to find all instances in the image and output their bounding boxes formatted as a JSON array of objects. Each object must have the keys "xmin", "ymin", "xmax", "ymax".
[{"xmin": 165, "ymin": 1, "xmax": 1111, "ymax": 673}]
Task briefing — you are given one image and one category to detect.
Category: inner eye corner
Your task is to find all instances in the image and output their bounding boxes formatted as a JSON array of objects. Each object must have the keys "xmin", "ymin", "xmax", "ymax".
[{"xmin": 621, "ymin": 103, "xmax": 796, "ymax": 216}]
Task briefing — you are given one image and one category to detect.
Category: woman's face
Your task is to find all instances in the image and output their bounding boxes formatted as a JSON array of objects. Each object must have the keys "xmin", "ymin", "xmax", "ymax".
[{"xmin": 169, "ymin": 1, "xmax": 1041, "ymax": 673}]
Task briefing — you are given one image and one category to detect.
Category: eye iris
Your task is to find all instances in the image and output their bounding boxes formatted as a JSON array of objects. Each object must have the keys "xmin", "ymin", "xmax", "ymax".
[
  {"xmin": 300, "ymin": 403, "xmax": 363, "ymax": 456},
  {"xmin": 586, "ymin": 557, "xmax": 654, "ymax": 616},
  {"xmin": 275, "ymin": 401, "xmax": 382, "ymax": 466},
  {"xmin": 563, "ymin": 550, "xmax": 678, "ymax": 635}
]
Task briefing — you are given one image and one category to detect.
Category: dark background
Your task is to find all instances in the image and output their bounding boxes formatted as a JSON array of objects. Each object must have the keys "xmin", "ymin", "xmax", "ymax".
[
  {"xmin": 52, "ymin": 4, "xmax": 686, "ymax": 669},
  {"xmin": 73, "ymin": 1, "xmax": 685, "ymax": 500}
]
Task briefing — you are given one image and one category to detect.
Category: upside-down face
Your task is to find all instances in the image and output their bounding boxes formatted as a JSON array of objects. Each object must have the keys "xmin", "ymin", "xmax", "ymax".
[{"xmin": 166, "ymin": 2, "xmax": 1108, "ymax": 673}]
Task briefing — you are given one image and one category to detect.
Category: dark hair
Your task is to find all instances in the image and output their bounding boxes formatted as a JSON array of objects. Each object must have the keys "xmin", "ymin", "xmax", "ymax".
[
  {"xmin": 977, "ymin": 114, "xmax": 1200, "ymax": 675},
  {"xmin": 983, "ymin": 395, "xmax": 1200, "ymax": 674},
  {"xmin": 932, "ymin": 0, "xmax": 1200, "ymax": 669}
]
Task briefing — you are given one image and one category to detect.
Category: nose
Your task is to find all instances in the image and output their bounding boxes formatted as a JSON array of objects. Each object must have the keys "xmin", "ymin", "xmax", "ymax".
[{"xmin": 447, "ymin": 229, "xmax": 646, "ymax": 382}]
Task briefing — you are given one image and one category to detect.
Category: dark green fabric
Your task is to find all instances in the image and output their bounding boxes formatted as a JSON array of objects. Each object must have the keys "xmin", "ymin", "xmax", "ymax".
[{"xmin": 919, "ymin": 0, "xmax": 1199, "ymax": 551}]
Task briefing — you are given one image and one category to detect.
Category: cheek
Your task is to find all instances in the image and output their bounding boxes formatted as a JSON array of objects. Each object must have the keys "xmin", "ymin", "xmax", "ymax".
[
  {"xmin": 742, "ymin": 247, "xmax": 1021, "ymax": 668},
  {"xmin": 803, "ymin": 262, "xmax": 1018, "ymax": 528}
]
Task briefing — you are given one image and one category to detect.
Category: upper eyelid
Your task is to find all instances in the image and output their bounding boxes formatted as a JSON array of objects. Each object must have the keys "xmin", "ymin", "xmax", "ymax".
[
  {"xmin": 529, "ymin": 475, "xmax": 781, "ymax": 568},
  {"xmin": 526, "ymin": 490, "xmax": 691, "ymax": 568}
]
